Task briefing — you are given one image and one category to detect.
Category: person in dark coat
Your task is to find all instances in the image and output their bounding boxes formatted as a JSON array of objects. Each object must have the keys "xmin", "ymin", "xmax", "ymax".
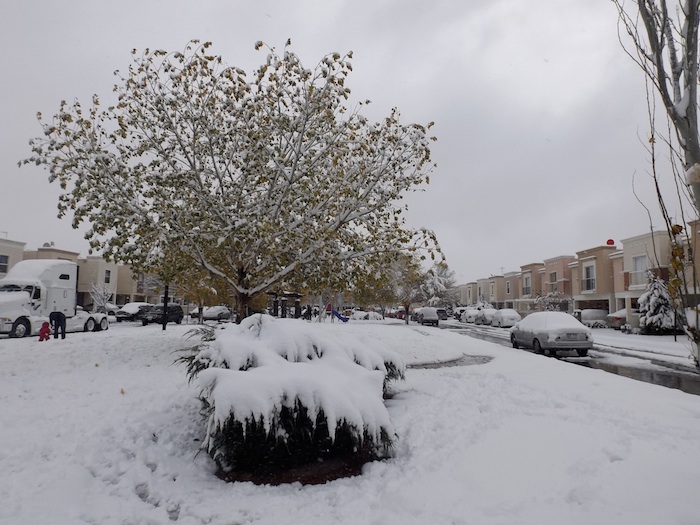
[{"xmin": 49, "ymin": 311, "xmax": 67, "ymax": 339}]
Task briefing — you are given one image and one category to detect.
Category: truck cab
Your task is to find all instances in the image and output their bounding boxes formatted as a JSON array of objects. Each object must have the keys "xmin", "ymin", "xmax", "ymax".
[{"xmin": 0, "ymin": 260, "xmax": 78, "ymax": 337}]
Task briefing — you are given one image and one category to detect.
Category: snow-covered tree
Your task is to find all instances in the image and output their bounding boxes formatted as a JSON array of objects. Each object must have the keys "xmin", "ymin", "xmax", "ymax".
[
  {"xmin": 176, "ymin": 270, "xmax": 224, "ymax": 324},
  {"xmin": 613, "ymin": 0, "xmax": 700, "ymax": 206},
  {"xmin": 392, "ymin": 254, "xmax": 427, "ymax": 324},
  {"xmin": 89, "ymin": 282, "xmax": 115, "ymax": 313},
  {"xmin": 420, "ymin": 262, "xmax": 456, "ymax": 306},
  {"xmin": 349, "ymin": 255, "xmax": 401, "ymax": 316},
  {"xmin": 613, "ymin": 1, "xmax": 700, "ymax": 366},
  {"xmin": 639, "ymin": 271, "xmax": 677, "ymax": 334},
  {"xmin": 23, "ymin": 40, "xmax": 439, "ymax": 321},
  {"xmin": 534, "ymin": 291, "xmax": 566, "ymax": 312}
]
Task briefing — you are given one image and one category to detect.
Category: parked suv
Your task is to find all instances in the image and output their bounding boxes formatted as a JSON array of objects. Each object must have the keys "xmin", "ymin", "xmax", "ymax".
[
  {"xmin": 418, "ymin": 307, "xmax": 440, "ymax": 327},
  {"xmin": 142, "ymin": 304, "xmax": 184, "ymax": 325},
  {"xmin": 116, "ymin": 302, "xmax": 154, "ymax": 322}
]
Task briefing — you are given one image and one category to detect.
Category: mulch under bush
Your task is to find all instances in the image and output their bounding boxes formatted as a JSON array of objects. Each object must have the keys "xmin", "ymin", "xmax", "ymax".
[{"xmin": 215, "ymin": 447, "xmax": 379, "ymax": 485}]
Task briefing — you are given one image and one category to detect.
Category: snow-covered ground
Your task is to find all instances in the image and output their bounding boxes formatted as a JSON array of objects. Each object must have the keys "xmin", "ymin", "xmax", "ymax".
[{"xmin": 1, "ymin": 319, "xmax": 700, "ymax": 525}]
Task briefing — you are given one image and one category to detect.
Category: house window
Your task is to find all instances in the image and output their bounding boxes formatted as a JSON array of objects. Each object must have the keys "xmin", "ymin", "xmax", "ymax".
[
  {"xmin": 582, "ymin": 262, "xmax": 596, "ymax": 291},
  {"xmin": 506, "ymin": 280, "xmax": 511, "ymax": 294},
  {"xmin": 489, "ymin": 282, "xmax": 494, "ymax": 297},
  {"xmin": 467, "ymin": 288, "xmax": 472, "ymax": 302},
  {"xmin": 630, "ymin": 255, "xmax": 648, "ymax": 286},
  {"xmin": 522, "ymin": 274, "xmax": 531, "ymax": 296},
  {"xmin": 104, "ymin": 269, "xmax": 111, "ymax": 284},
  {"xmin": 0, "ymin": 255, "xmax": 8, "ymax": 274},
  {"xmin": 478, "ymin": 286, "xmax": 482, "ymax": 300},
  {"xmin": 549, "ymin": 271, "xmax": 558, "ymax": 292}
]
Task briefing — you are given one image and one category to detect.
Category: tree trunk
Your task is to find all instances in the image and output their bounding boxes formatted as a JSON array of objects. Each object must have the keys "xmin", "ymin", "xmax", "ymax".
[{"xmin": 235, "ymin": 292, "xmax": 251, "ymax": 324}]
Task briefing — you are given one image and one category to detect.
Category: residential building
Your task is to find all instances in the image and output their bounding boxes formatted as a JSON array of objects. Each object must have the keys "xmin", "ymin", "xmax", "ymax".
[
  {"xmin": 540, "ymin": 255, "xmax": 576, "ymax": 311},
  {"xmin": 570, "ymin": 244, "xmax": 618, "ymax": 312},
  {"xmin": 0, "ymin": 236, "xmax": 185, "ymax": 309},
  {"xmin": 476, "ymin": 277, "xmax": 491, "ymax": 304},
  {"xmin": 486, "ymin": 275, "xmax": 506, "ymax": 308},
  {"xmin": 76, "ymin": 255, "xmax": 120, "ymax": 309},
  {"xmin": 0, "ymin": 237, "xmax": 26, "ymax": 278},
  {"xmin": 23, "ymin": 244, "xmax": 79, "ymax": 263},
  {"xmin": 514, "ymin": 262, "xmax": 545, "ymax": 315},
  {"xmin": 612, "ymin": 231, "xmax": 671, "ymax": 314},
  {"xmin": 542, "ymin": 255, "xmax": 575, "ymax": 296},
  {"xmin": 502, "ymin": 271, "xmax": 520, "ymax": 309}
]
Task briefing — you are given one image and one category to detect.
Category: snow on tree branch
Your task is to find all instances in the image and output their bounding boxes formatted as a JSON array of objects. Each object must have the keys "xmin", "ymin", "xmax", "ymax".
[{"xmin": 21, "ymin": 40, "xmax": 441, "ymax": 319}]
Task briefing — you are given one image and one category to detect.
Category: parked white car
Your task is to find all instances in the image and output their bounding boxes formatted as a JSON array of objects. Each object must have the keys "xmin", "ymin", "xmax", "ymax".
[
  {"xmin": 350, "ymin": 310, "xmax": 383, "ymax": 321},
  {"xmin": 576, "ymin": 309, "xmax": 609, "ymax": 328},
  {"xmin": 201, "ymin": 305, "xmax": 232, "ymax": 321},
  {"xmin": 474, "ymin": 308, "xmax": 497, "ymax": 325},
  {"xmin": 66, "ymin": 306, "xmax": 109, "ymax": 333},
  {"xmin": 460, "ymin": 307, "xmax": 480, "ymax": 323},
  {"xmin": 509, "ymin": 311, "xmax": 592, "ymax": 357},
  {"xmin": 491, "ymin": 308, "xmax": 522, "ymax": 328},
  {"xmin": 453, "ymin": 306, "xmax": 469, "ymax": 320}
]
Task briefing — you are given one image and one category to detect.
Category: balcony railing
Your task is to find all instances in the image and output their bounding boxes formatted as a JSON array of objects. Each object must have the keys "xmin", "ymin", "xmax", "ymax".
[
  {"xmin": 582, "ymin": 278, "xmax": 596, "ymax": 291},
  {"xmin": 629, "ymin": 270, "xmax": 647, "ymax": 287}
]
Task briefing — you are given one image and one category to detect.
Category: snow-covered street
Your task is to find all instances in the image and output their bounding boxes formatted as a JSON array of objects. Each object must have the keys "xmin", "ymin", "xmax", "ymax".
[{"xmin": 1, "ymin": 319, "xmax": 700, "ymax": 525}]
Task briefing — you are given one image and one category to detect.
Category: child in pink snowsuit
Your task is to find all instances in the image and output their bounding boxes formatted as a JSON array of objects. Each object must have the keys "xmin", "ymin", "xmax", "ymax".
[{"xmin": 38, "ymin": 321, "xmax": 51, "ymax": 341}]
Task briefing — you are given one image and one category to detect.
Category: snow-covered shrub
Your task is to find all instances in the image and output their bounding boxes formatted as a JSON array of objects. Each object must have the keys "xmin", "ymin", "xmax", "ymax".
[
  {"xmin": 584, "ymin": 320, "xmax": 608, "ymax": 329},
  {"xmin": 638, "ymin": 273, "xmax": 677, "ymax": 335},
  {"xmin": 178, "ymin": 314, "xmax": 405, "ymax": 476}
]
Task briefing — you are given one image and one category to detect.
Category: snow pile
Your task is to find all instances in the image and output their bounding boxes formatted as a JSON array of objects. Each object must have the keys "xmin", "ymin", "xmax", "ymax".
[
  {"xmin": 2, "ymin": 322, "xmax": 700, "ymax": 523},
  {"xmin": 182, "ymin": 314, "xmax": 405, "ymax": 473},
  {"xmin": 350, "ymin": 310, "xmax": 383, "ymax": 321}
]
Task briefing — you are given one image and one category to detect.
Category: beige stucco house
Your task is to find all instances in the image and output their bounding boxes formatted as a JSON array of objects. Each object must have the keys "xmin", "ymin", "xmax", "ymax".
[
  {"xmin": 612, "ymin": 231, "xmax": 670, "ymax": 312},
  {"xmin": 570, "ymin": 245, "xmax": 618, "ymax": 311},
  {"xmin": 502, "ymin": 271, "xmax": 520, "ymax": 308},
  {"xmin": 0, "ymin": 237, "xmax": 26, "ymax": 278}
]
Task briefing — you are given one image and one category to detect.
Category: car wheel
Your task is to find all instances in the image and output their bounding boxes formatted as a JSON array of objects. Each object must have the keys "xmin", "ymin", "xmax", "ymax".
[
  {"xmin": 176, "ymin": 318, "xmax": 182, "ymax": 324},
  {"xmin": 533, "ymin": 339, "xmax": 543, "ymax": 354},
  {"xmin": 85, "ymin": 318, "xmax": 96, "ymax": 332},
  {"xmin": 143, "ymin": 320, "xmax": 148, "ymax": 326},
  {"xmin": 117, "ymin": 318, "xmax": 122, "ymax": 323},
  {"xmin": 10, "ymin": 319, "xmax": 30, "ymax": 338},
  {"xmin": 511, "ymin": 335, "xmax": 519, "ymax": 349},
  {"xmin": 99, "ymin": 318, "xmax": 109, "ymax": 331},
  {"xmin": 576, "ymin": 349, "xmax": 589, "ymax": 357}
]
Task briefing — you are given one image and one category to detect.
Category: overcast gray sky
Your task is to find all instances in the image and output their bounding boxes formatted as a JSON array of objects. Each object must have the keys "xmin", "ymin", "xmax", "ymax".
[{"xmin": 0, "ymin": 0, "xmax": 687, "ymax": 284}]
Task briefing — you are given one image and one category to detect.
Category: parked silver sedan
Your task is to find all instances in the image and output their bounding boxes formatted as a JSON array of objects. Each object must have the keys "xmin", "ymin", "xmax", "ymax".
[{"xmin": 509, "ymin": 311, "xmax": 592, "ymax": 357}]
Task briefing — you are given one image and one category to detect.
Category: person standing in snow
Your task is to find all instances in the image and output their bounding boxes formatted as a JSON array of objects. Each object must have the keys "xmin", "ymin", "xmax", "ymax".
[
  {"xmin": 38, "ymin": 321, "xmax": 51, "ymax": 341},
  {"xmin": 49, "ymin": 310, "xmax": 66, "ymax": 339}
]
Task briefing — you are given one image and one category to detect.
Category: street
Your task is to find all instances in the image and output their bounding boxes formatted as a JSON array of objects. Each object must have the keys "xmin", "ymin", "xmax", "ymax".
[{"xmin": 441, "ymin": 320, "xmax": 700, "ymax": 396}]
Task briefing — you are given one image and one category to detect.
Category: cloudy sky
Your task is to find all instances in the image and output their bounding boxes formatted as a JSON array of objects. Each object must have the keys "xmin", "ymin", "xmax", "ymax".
[{"xmin": 0, "ymin": 0, "xmax": 688, "ymax": 284}]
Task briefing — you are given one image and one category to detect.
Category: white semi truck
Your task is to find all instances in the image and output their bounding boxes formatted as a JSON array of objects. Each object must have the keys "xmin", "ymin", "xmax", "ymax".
[{"xmin": 0, "ymin": 259, "xmax": 108, "ymax": 338}]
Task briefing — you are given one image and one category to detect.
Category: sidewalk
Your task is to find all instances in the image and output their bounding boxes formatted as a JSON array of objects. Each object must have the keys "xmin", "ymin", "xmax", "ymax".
[{"xmin": 591, "ymin": 330, "xmax": 698, "ymax": 372}]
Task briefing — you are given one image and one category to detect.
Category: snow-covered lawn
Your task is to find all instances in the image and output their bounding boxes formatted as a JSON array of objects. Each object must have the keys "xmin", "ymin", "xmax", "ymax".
[{"xmin": 1, "ymin": 320, "xmax": 699, "ymax": 525}]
